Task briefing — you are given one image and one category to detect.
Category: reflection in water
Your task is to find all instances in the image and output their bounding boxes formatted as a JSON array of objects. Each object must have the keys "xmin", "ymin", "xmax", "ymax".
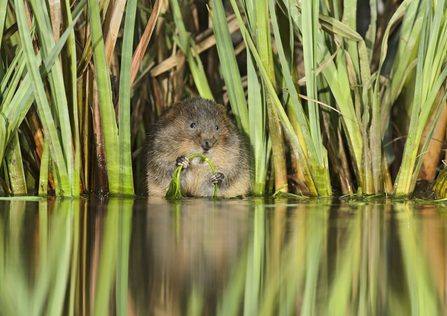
[{"xmin": 0, "ymin": 198, "xmax": 446, "ymax": 315}]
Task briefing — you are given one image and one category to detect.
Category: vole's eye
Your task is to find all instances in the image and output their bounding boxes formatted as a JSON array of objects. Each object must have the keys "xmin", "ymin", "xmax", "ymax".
[
  {"xmin": 190, "ymin": 123, "xmax": 196, "ymax": 129},
  {"xmin": 215, "ymin": 125, "xmax": 219, "ymax": 131}
]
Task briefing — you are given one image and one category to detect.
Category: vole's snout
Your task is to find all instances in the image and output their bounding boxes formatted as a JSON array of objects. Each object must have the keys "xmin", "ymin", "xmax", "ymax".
[{"xmin": 202, "ymin": 141, "xmax": 211, "ymax": 152}]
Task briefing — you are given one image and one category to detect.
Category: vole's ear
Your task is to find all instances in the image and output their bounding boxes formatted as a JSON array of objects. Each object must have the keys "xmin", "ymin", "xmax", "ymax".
[
  {"xmin": 216, "ymin": 102, "xmax": 230, "ymax": 115},
  {"xmin": 164, "ymin": 101, "xmax": 182, "ymax": 121}
]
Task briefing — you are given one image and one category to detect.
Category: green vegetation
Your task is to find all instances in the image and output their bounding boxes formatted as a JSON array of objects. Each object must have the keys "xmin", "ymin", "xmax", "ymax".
[
  {"xmin": 166, "ymin": 153, "xmax": 219, "ymax": 199},
  {"xmin": 1, "ymin": 0, "xmax": 447, "ymax": 198},
  {"xmin": 1, "ymin": 198, "xmax": 446, "ymax": 314}
]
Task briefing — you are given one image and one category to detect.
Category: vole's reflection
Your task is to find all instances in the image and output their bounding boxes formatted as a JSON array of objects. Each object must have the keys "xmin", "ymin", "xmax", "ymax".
[{"xmin": 129, "ymin": 198, "xmax": 251, "ymax": 314}]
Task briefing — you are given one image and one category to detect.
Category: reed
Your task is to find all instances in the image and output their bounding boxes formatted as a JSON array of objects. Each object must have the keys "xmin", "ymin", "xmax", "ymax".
[
  {"xmin": 0, "ymin": 0, "xmax": 447, "ymax": 198},
  {"xmin": 393, "ymin": 0, "xmax": 447, "ymax": 197}
]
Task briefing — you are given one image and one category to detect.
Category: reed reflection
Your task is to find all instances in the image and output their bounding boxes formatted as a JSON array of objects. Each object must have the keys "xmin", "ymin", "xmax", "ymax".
[{"xmin": 0, "ymin": 198, "xmax": 446, "ymax": 315}]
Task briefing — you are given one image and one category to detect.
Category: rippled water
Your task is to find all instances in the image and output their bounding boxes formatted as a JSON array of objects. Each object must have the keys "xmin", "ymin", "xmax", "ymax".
[{"xmin": 0, "ymin": 197, "xmax": 446, "ymax": 315}]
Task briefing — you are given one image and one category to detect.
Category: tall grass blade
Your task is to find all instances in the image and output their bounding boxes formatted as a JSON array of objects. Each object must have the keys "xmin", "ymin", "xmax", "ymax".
[
  {"xmin": 230, "ymin": 0, "xmax": 319, "ymax": 195},
  {"xmin": 412, "ymin": 90, "xmax": 447, "ymax": 193},
  {"xmin": 38, "ymin": 140, "xmax": 51, "ymax": 196},
  {"xmin": 364, "ymin": 0, "xmax": 377, "ymax": 63},
  {"xmin": 283, "ymin": 0, "xmax": 368, "ymax": 192},
  {"xmin": 170, "ymin": 0, "xmax": 213, "ymax": 100},
  {"xmin": 301, "ymin": 0, "xmax": 323, "ymax": 164},
  {"xmin": 271, "ymin": 0, "xmax": 330, "ymax": 195},
  {"xmin": 383, "ymin": 0, "xmax": 423, "ymax": 127},
  {"xmin": 0, "ymin": 0, "xmax": 7, "ymax": 53},
  {"xmin": 1, "ymin": 1, "xmax": 85, "ymax": 195},
  {"xmin": 15, "ymin": 0, "xmax": 70, "ymax": 195},
  {"xmin": 63, "ymin": 0, "xmax": 81, "ymax": 196},
  {"xmin": 29, "ymin": 0, "xmax": 75, "ymax": 195},
  {"xmin": 118, "ymin": 0, "xmax": 138, "ymax": 195},
  {"xmin": 393, "ymin": 0, "xmax": 447, "ymax": 196},
  {"xmin": 209, "ymin": 0, "xmax": 249, "ymax": 136},
  {"xmin": 89, "ymin": 0, "xmax": 120, "ymax": 193},
  {"xmin": 2, "ymin": 0, "xmax": 85, "ymax": 129},
  {"xmin": 248, "ymin": 51, "xmax": 270, "ymax": 195},
  {"xmin": 211, "ymin": 0, "xmax": 269, "ymax": 195},
  {"xmin": 256, "ymin": 0, "xmax": 288, "ymax": 193},
  {"xmin": 0, "ymin": 115, "xmax": 6, "ymax": 164},
  {"xmin": 5, "ymin": 133, "xmax": 27, "ymax": 195},
  {"xmin": 1, "ymin": 49, "xmax": 26, "ymax": 109}
]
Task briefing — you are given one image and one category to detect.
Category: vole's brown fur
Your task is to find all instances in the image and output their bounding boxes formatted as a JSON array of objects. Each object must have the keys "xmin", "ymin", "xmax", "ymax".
[{"xmin": 144, "ymin": 97, "xmax": 250, "ymax": 197}]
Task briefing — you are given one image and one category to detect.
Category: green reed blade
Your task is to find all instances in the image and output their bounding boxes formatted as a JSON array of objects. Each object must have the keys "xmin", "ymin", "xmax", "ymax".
[
  {"xmin": 374, "ymin": 0, "xmax": 412, "ymax": 125},
  {"xmin": 343, "ymin": 0, "xmax": 360, "ymax": 81},
  {"xmin": 256, "ymin": 0, "xmax": 289, "ymax": 193},
  {"xmin": 412, "ymin": 89, "xmax": 447, "ymax": 194},
  {"xmin": 393, "ymin": 0, "xmax": 447, "ymax": 196},
  {"xmin": 382, "ymin": 0, "xmax": 423, "ymax": 131},
  {"xmin": 270, "ymin": 0, "xmax": 330, "ymax": 195},
  {"xmin": 63, "ymin": 0, "xmax": 80, "ymax": 196},
  {"xmin": 0, "ymin": 0, "xmax": 7, "ymax": 53},
  {"xmin": 1, "ymin": 1, "xmax": 85, "ymax": 192},
  {"xmin": 15, "ymin": 0, "xmax": 70, "ymax": 195},
  {"xmin": 118, "ymin": 0, "xmax": 137, "ymax": 195},
  {"xmin": 38, "ymin": 140, "xmax": 50, "ymax": 196},
  {"xmin": 5, "ymin": 133, "xmax": 27, "ymax": 195},
  {"xmin": 169, "ymin": 0, "xmax": 213, "ymax": 100},
  {"xmin": 301, "ymin": 0, "xmax": 323, "ymax": 164},
  {"xmin": 0, "ymin": 114, "xmax": 6, "ymax": 164},
  {"xmin": 29, "ymin": 0, "xmax": 75, "ymax": 194},
  {"xmin": 0, "ymin": 48, "xmax": 24, "ymax": 98},
  {"xmin": 89, "ymin": 0, "xmax": 119, "ymax": 193},
  {"xmin": 209, "ymin": 0, "xmax": 249, "ymax": 136},
  {"xmin": 211, "ymin": 0, "xmax": 268, "ymax": 195},
  {"xmin": 248, "ymin": 51, "xmax": 269, "ymax": 195},
  {"xmin": 230, "ymin": 0, "xmax": 318, "ymax": 195},
  {"xmin": 364, "ymin": 0, "xmax": 377, "ymax": 63},
  {"xmin": 244, "ymin": 0, "xmax": 271, "ymax": 195}
]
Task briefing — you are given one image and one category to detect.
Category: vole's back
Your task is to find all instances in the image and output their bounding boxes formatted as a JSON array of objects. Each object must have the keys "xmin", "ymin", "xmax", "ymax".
[{"xmin": 144, "ymin": 97, "xmax": 250, "ymax": 197}]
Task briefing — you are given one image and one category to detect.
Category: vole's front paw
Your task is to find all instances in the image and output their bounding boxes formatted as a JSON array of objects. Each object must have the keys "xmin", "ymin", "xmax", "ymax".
[
  {"xmin": 211, "ymin": 172, "xmax": 225, "ymax": 184},
  {"xmin": 176, "ymin": 156, "xmax": 189, "ymax": 169}
]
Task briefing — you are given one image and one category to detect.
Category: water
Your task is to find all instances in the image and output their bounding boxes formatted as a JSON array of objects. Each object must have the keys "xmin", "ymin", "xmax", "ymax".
[{"xmin": 0, "ymin": 197, "xmax": 446, "ymax": 315}]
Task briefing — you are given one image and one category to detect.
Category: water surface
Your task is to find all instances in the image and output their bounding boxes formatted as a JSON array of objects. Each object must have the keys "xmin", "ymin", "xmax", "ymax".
[{"xmin": 0, "ymin": 197, "xmax": 446, "ymax": 315}]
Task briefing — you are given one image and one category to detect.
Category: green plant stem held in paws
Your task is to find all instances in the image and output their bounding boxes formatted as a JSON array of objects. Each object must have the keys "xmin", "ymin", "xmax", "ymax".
[{"xmin": 166, "ymin": 154, "xmax": 218, "ymax": 199}]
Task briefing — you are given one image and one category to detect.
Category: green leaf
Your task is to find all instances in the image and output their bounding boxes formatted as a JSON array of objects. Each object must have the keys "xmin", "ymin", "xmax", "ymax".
[
  {"xmin": 89, "ymin": 0, "xmax": 120, "ymax": 193},
  {"xmin": 118, "ymin": 0, "xmax": 138, "ymax": 195},
  {"xmin": 15, "ymin": 0, "xmax": 70, "ymax": 195},
  {"xmin": 209, "ymin": 0, "xmax": 249, "ymax": 136}
]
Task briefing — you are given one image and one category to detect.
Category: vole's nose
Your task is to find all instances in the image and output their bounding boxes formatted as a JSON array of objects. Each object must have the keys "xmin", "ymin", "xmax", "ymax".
[{"xmin": 202, "ymin": 141, "xmax": 211, "ymax": 152}]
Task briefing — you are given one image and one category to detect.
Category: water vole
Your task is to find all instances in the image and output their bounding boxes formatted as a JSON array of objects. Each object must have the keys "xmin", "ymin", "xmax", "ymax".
[{"xmin": 144, "ymin": 97, "xmax": 250, "ymax": 197}]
